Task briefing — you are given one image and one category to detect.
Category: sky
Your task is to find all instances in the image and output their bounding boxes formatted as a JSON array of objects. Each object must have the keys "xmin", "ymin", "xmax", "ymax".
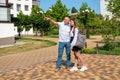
[{"xmin": 40, "ymin": 0, "xmax": 100, "ymax": 14}]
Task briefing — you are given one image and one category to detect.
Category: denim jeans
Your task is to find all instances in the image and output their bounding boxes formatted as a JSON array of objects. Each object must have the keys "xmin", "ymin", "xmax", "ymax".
[{"xmin": 56, "ymin": 42, "xmax": 71, "ymax": 68}]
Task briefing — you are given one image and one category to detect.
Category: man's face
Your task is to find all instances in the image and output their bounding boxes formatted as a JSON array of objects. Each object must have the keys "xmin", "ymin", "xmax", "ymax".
[{"xmin": 64, "ymin": 17, "xmax": 70, "ymax": 25}]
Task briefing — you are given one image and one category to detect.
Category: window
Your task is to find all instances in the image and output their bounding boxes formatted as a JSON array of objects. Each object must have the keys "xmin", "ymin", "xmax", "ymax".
[
  {"xmin": 10, "ymin": 3, "xmax": 13, "ymax": 9},
  {"xmin": 0, "ymin": 0, "xmax": 6, "ymax": 6},
  {"xmin": 25, "ymin": 5, "xmax": 29, "ymax": 11},
  {"xmin": 0, "ymin": 7, "xmax": 10, "ymax": 21},
  {"xmin": 17, "ymin": 4, "xmax": 21, "ymax": 11}
]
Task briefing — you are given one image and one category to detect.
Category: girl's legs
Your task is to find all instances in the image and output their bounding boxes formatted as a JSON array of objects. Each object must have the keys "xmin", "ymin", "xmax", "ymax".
[
  {"xmin": 75, "ymin": 51, "xmax": 85, "ymax": 66},
  {"xmin": 75, "ymin": 51, "xmax": 88, "ymax": 71},
  {"xmin": 70, "ymin": 52, "xmax": 78, "ymax": 72},
  {"xmin": 73, "ymin": 52, "xmax": 78, "ymax": 67}
]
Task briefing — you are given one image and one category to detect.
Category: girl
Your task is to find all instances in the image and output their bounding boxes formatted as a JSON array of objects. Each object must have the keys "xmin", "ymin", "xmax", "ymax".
[{"xmin": 70, "ymin": 18, "xmax": 88, "ymax": 72}]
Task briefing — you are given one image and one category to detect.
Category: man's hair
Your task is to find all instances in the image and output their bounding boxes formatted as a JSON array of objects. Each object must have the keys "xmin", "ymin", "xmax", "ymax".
[{"xmin": 64, "ymin": 15, "xmax": 71, "ymax": 19}]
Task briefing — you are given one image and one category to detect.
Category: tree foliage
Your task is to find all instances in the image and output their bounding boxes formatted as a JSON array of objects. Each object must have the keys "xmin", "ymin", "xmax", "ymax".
[
  {"xmin": 71, "ymin": 7, "xmax": 78, "ymax": 13},
  {"xmin": 45, "ymin": 0, "xmax": 69, "ymax": 35},
  {"xmin": 77, "ymin": 2, "xmax": 96, "ymax": 38},
  {"xmin": 101, "ymin": 16, "xmax": 119, "ymax": 50},
  {"xmin": 15, "ymin": 11, "xmax": 25, "ymax": 36},
  {"xmin": 47, "ymin": 0, "xmax": 69, "ymax": 21},
  {"xmin": 107, "ymin": 0, "xmax": 120, "ymax": 18},
  {"xmin": 30, "ymin": 5, "xmax": 49, "ymax": 36}
]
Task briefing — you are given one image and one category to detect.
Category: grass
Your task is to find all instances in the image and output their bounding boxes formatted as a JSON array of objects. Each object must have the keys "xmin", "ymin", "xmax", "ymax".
[
  {"xmin": 0, "ymin": 37, "xmax": 57, "ymax": 56},
  {"xmin": 82, "ymin": 42, "xmax": 120, "ymax": 55},
  {"xmin": 98, "ymin": 47, "xmax": 120, "ymax": 55},
  {"xmin": 88, "ymin": 38, "xmax": 96, "ymax": 40},
  {"xmin": 45, "ymin": 35, "xmax": 58, "ymax": 38},
  {"xmin": 97, "ymin": 42, "xmax": 120, "ymax": 55}
]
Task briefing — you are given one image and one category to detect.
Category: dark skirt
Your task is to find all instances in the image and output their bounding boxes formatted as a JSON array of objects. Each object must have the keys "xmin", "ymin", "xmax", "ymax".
[
  {"xmin": 72, "ymin": 46, "xmax": 82, "ymax": 52},
  {"xmin": 70, "ymin": 37, "xmax": 82, "ymax": 52}
]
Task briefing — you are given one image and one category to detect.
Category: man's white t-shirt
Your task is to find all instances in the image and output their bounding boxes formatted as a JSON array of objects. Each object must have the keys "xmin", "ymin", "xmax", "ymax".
[{"xmin": 57, "ymin": 22, "xmax": 70, "ymax": 42}]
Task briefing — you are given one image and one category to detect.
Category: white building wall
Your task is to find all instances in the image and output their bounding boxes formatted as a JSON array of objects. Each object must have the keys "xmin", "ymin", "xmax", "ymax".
[
  {"xmin": 9, "ymin": 0, "xmax": 32, "ymax": 17},
  {"xmin": 0, "ymin": 23, "xmax": 15, "ymax": 38},
  {"xmin": 0, "ymin": 23, "xmax": 15, "ymax": 46},
  {"xmin": 100, "ymin": 0, "xmax": 113, "ymax": 18},
  {"xmin": 21, "ymin": 28, "xmax": 34, "ymax": 35},
  {"xmin": 14, "ymin": 27, "xmax": 34, "ymax": 36}
]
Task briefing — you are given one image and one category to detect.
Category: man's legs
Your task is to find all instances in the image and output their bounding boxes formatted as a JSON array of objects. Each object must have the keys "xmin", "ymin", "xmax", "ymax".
[
  {"xmin": 56, "ymin": 42, "xmax": 65, "ymax": 69},
  {"xmin": 65, "ymin": 42, "xmax": 71, "ymax": 67}
]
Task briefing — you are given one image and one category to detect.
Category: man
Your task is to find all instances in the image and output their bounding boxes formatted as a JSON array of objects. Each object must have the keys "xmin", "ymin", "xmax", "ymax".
[{"xmin": 45, "ymin": 16, "xmax": 71, "ymax": 70}]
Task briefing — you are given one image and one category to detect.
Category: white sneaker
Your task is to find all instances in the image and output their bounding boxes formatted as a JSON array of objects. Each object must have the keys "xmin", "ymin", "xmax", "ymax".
[
  {"xmin": 80, "ymin": 66, "xmax": 88, "ymax": 72},
  {"xmin": 70, "ymin": 66, "xmax": 78, "ymax": 72}
]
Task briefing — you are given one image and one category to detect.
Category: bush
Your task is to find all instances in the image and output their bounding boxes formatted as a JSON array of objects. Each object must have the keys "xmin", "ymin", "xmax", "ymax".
[
  {"xmin": 103, "ymin": 42, "xmax": 116, "ymax": 51},
  {"xmin": 81, "ymin": 48, "xmax": 96, "ymax": 54}
]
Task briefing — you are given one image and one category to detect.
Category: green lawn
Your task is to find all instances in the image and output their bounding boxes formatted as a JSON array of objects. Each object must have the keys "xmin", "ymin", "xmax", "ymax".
[
  {"xmin": 0, "ymin": 37, "xmax": 57, "ymax": 56},
  {"xmin": 45, "ymin": 35, "xmax": 58, "ymax": 38}
]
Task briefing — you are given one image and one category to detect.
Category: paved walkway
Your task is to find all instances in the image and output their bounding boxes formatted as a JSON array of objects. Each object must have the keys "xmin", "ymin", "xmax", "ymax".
[{"xmin": 0, "ymin": 36, "xmax": 120, "ymax": 80}]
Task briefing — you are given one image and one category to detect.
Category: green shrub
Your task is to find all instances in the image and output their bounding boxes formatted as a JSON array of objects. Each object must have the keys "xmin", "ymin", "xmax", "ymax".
[
  {"xmin": 103, "ymin": 42, "xmax": 116, "ymax": 51},
  {"xmin": 81, "ymin": 48, "xmax": 96, "ymax": 54}
]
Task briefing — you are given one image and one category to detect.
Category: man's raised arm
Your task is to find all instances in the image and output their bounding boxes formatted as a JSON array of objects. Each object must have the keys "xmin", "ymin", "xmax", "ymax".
[{"xmin": 45, "ymin": 17, "xmax": 58, "ymax": 25}]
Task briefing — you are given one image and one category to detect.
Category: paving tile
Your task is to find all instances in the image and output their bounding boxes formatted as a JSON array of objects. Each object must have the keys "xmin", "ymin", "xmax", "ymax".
[{"xmin": 0, "ymin": 37, "xmax": 120, "ymax": 79}]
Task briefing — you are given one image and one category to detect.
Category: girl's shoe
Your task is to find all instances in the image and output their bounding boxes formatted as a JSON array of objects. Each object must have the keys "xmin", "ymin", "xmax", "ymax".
[
  {"xmin": 70, "ymin": 66, "xmax": 78, "ymax": 72},
  {"xmin": 80, "ymin": 66, "xmax": 88, "ymax": 72}
]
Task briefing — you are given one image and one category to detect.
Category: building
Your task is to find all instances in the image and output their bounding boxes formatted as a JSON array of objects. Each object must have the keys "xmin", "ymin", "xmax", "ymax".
[
  {"xmin": 0, "ymin": 0, "xmax": 15, "ymax": 46},
  {"xmin": 9, "ymin": 0, "xmax": 32, "ymax": 17},
  {"xmin": 32, "ymin": 0, "xmax": 40, "ymax": 6},
  {"xmin": 8, "ymin": 0, "xmax": 40, "ymax": 36},
  {"xmin": 100, "ymin": 0, "xmax": 112, "ymax": 18},
  {"xmin": 9, "ymin": 0, "xmax": 40, "ymax": 17}
]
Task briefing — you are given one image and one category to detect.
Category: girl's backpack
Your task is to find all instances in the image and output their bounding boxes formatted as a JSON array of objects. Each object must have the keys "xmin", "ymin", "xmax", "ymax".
[{"xmin": 75, "ymin": 32, "xmax": 86, "ymax": 48}]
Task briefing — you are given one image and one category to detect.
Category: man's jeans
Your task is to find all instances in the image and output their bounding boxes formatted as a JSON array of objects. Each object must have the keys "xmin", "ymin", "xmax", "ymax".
[{"xmin": 56, "ymin": 42, "xmax": 71, "ymax": 68}]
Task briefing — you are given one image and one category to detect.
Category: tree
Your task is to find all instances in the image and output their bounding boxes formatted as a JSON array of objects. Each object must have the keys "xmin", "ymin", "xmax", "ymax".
[
  {"xmin": 48, "ymin": 0, "xmax": 69, "ymax": 21},
  {"xmin": 30, "ymin": 5, "xmax": 50, "ymax": 36},
  {"xmin": 107, "ymin": 0, "xmax": 120, "ymax": 18},
  {"xmin": 11, "ymin": 11, "xmax": 32, "ymax": 36},
  {"xmin": 88, "ymin": 14, "xmax": 103, "ymax": 35},
  {"xmin": 71, "ymin": 7, "xmax": 78, "ymax": 13},
  {"xmin": 101, "ymin": 16, "xmax": 119, "ymax": 50},
  {"xmin": 22, "ymin": 15, "xmax": 32, "ymax": 35},
  {"xmin": 45, "ymin": 0, "xmax": 69, "ymax": 35},
  {"xmin": 103, "ymin": 0, "xmax": 120, "ymax": 50},
  {"xmin": 15, "ymin": 11, "xmax": 25, "ymax": 36},
  {"xmin": 77, "ymin": 2, "xmax": 96, "ymax": 38},
  {"xmin": 107, "ymin": 0, "xmax": 120, "ymax": 35}
]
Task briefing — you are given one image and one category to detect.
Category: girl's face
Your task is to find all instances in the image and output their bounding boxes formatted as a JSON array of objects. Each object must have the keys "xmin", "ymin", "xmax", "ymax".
[{"xmin": 70, "ymin": 20, "xmax": 75, "ymax": 26}]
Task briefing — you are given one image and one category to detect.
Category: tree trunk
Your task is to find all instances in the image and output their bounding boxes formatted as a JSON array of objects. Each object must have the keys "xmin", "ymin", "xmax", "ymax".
[
  {"xmin": 41, "ymin": 30, "xmax": 44, "ymax": 36},
  {"xmin": 35, "ymin": 27, "xmax": 38, "ymax": 36},
  {"xmin": 86, "ymin": 29, "xmax": 90, "ymax": 39},
  {"xmin": 18, "ymin": 32, "xmax": 21, "ymax": 36}
]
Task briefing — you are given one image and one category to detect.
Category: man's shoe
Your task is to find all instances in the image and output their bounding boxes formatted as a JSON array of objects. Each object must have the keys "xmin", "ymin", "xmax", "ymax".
[
  {"xmin": 80, "ymin": 66, "xmax": 88, "ymax": 72},
  {"xmin": 70, "ymin": 66, "xmax": 78, "ymax": 72},
  {"xmin": 55, "ymin": 68, "xmax": 60, "ymax": 72}
]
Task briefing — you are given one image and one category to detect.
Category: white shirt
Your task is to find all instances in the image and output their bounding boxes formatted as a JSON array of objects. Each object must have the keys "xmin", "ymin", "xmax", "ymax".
[
  {"xmin": 70, "ymin": 27, "xmax": 79, "ymax": 46},
  {"xmin": 57, "ymin": 22, "xmax": 70, "ymax": 42}
]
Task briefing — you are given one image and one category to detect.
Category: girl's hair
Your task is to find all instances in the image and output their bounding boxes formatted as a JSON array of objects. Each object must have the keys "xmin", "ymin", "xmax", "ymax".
[
  {"xmin": 71, "ymin": 18, "xmax": 77, "ymax": 26},
  {"xmin": 70, "ymin": 18, "xmax": 77, "ymax": 35}
]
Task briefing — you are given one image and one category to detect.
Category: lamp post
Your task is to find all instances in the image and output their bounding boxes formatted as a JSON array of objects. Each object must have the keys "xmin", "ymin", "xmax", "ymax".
[{"xmin": 82, "ymin": 9, "xmax": 92, "ymax": 38}]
